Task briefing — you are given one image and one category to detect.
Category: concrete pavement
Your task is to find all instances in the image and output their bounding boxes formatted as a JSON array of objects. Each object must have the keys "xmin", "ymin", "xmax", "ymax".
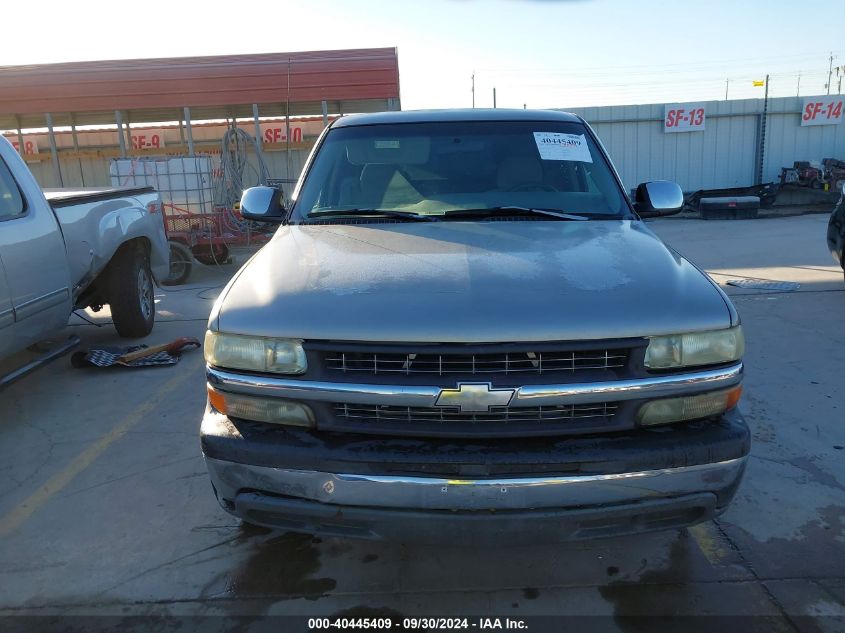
[{"xmin": 0, "ymin": 216, "xmax": 842, "ymax": 631}]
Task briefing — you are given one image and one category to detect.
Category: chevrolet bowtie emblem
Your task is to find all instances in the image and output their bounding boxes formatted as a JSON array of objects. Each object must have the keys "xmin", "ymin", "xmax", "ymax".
[{"xmin": 435, "ymin": 382, "xmax": 515, "ymax": 413}]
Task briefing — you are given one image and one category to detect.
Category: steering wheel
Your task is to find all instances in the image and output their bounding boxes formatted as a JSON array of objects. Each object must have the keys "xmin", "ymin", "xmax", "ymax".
[{"xmin": 508, "ymin": 182, "xmax": 558, "ymax": 192}]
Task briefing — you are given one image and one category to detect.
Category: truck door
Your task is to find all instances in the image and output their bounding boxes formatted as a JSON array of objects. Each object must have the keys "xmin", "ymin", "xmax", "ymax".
[
  {"xmin": 0, "ymin": 152, "xmax": 71, "ymax": 344},
  {"xmin": 0, "ymin": 254, "xmax": 11, "ymax": 331}
]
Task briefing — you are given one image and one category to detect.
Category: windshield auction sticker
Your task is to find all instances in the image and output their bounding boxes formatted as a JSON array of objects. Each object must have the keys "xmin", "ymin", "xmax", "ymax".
[{"xmin": 533, "ymin": 132, "xmax": 593, "ymax": 163}]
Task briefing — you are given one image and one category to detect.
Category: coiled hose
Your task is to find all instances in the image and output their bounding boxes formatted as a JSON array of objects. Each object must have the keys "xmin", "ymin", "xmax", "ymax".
[{"xmin": 219, "ymin": 126, "xmax": 270, "ymax": 209}]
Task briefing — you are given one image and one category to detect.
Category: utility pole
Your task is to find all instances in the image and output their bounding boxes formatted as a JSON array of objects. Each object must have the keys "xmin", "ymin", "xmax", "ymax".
[
  {"xmin": 838, "ymin": 66, "xmax": 843, "ymax": 94},
  {"xmin": 725, "ymin": 78, "xmax": 729, "ymax": 101},
  {"xmin": 471, "ymin": 72, "xmax": 475, "ymax": 108},
  {"xmin": 827, "ymin": 52, "xmax": 834, "ymax": 95},
  {"xmin": 493, "ymin": 87, "xmax": 497, "ymax": 108},
  {"xmin": 285, "ymin": 57, "xmax": 292, "ymax": 182},
  {"xmin": 757, "ymin": 74, "xmax": 769, "ymax": 185},
  {"xmin": 797, "ymin": 72, "xmax": 801, "ymax": 97}
]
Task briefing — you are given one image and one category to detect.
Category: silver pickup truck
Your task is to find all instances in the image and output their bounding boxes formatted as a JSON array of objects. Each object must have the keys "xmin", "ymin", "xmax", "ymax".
[
  {"xmin": 201, "ymin": 110, "xmax": 748, "ymax": 543},
  {"xmin": 0, "ymin": 136, "xmax": 169, "ymax": 360}
]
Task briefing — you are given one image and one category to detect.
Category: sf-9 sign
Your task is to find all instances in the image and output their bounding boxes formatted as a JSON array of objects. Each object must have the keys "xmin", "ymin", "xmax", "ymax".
[
  {"xmin": 664, "ymin": 104, "xmax": 706, "ymax": 133},
  {"xmin": 801, "ymin": 97, "xmax": 844, "ymax": 126},
  {"xmin": 131, "ymin": 130, "xmax": 166, "ymax": 149}
]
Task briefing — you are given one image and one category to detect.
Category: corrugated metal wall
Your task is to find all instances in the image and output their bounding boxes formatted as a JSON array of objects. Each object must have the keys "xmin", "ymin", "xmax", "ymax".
[
  {"xmin": 25, "ymin": 155, "xmax": 110, "ymax": 189},
  {"xmin": 763, "ymin": 97, "xmax": 845, "ymax": 185},
  {"xmin": 567, "ymin": 95, "xmax": 845, "ymax": 192}
]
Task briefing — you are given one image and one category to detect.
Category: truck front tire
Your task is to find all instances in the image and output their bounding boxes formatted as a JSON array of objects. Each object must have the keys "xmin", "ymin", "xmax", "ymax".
[{"xmin": 109, "ymin": 246, "xmax": 155, "ymax": 338}]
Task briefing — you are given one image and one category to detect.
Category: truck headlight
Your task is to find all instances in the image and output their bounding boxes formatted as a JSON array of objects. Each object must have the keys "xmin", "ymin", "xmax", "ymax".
[
  {"xmin": 204, "ymin": 331, "xmax": 307, "ymax": 374},
  {"xmin": 644, "ymin": 326, "xmax": 744, "ymax": 369},
  {"xmin": 637, "ymin": 386, "xmax": 742, "ymax": 426}
]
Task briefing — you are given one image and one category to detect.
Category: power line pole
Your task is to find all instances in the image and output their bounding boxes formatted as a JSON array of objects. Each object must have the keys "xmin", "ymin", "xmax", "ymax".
[
  {"xmin": 827, "ymin": 52, "xmax": 834, "ymax": 95},
  {"xmin": 796, "ymin": 72, "xmax": 801, "ymax": 97},
  {"xmin": 757, "ymin": 74, "xmax": 769, "ymax": 185},
  {"xmin": 285, "ymin": 57, "xmax": 292, "ymax": 182},
  {"xmin": 493, "ymin": 87, "xmax": 497, "ymax": 109},
  {"xmin": 725, "ymin": 78, "xmax": 729, "ymax": 101},
  {"xmin": 471, "ymin": 72, "xmax": 475, "ymax": 108}
]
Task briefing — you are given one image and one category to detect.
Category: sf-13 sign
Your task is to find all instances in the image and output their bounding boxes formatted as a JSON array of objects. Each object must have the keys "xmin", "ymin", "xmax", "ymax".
[{"xmin": 664, "ymin": 104, "xmax": 706, "ymax": 133}]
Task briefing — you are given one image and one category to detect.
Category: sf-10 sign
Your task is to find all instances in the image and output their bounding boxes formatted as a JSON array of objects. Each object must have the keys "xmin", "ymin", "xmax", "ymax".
[
  {"xmin": 801, "ymin": 97, "xmax": 844, "ymax": 126},
  {"xmin": 664, "ymin": 104, "xmax": 705, "ymax": 133}
]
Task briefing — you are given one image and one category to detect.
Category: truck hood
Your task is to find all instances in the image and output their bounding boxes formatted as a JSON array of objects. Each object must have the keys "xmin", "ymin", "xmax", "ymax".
[{"xmin": 214, "ymin": 220, "xmax": 732, "ymax": 342}]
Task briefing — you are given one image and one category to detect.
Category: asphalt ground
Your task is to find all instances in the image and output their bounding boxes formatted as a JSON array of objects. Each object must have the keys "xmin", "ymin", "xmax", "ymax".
[{"xmin": 0, "ymin": 214, "xmax": 843, "ymax": 632}]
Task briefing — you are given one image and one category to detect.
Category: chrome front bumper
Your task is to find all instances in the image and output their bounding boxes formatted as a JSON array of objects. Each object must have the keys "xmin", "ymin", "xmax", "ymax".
[
  {"xmin": 204, "ymin": 454, "xmax": 747, "ymax": 541},
  {"xmin": 206, "ymin": 456, "xmax": 747, "ymax": 512}
]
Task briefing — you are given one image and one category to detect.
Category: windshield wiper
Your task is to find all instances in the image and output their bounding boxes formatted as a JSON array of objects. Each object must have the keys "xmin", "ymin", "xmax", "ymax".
[
  {"xmin": 305, "ymin": 208, "xmax": 438, "ymax": 222},
  {"xmin": 440, "ymin": 206, "xmax": 593, "ymax": 221}
]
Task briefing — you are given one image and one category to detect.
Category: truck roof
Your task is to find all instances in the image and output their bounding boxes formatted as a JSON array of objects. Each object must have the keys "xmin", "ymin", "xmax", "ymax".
[{"xmin": 332, "ymin": 108, "xmax": 582, "ymax": 128}]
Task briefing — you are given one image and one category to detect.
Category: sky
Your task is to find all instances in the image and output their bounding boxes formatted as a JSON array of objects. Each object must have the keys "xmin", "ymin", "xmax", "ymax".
[{"xmin": 2, "ymin": 0, "xmax": 843, "ymax": 111}]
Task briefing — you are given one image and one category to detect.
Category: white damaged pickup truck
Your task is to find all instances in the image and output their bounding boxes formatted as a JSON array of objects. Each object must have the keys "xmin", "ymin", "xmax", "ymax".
[
  {"xmin": 0, "ymin": 136, "xmax": 169, "ymax": 360},
  {"xmin": 201, "ymin": 110, "xmax": 748, "ymax": 543}
]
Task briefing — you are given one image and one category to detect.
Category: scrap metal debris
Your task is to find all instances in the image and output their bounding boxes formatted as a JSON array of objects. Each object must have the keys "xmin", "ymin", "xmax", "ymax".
[{"xmin": 71, "ymin": 337, "xmax": 200, "ymax": 368}]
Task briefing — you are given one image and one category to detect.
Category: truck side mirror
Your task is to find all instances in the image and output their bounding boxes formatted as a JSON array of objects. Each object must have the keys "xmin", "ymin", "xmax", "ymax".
[
  {"xmin": 240, "ymin": 186, "xmax": 286, "ymax": 223},
  {"xmin": 635, "ymin": 181, "xmax": 684, "ymax": 218}
]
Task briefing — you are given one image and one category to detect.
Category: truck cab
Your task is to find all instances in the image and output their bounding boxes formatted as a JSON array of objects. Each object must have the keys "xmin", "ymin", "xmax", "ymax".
[
  {"xmin": 0, "ymin": 146, "xmax": 73, "ymax": 349},
  {"xmin": 201, "ymin": 109, "xmax": 748, "ymax": 543}
]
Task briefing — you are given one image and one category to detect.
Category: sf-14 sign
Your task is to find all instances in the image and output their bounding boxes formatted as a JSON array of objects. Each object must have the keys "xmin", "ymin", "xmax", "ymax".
[{"xmin": 801, "ymin": 97, "xmax": 844, "ymax": 126}]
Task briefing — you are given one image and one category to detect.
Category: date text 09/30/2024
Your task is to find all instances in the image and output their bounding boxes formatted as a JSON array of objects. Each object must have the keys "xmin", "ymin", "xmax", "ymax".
[{"xmin": 308, "ymin": 617, "xmax": 528, "ymax": 630}]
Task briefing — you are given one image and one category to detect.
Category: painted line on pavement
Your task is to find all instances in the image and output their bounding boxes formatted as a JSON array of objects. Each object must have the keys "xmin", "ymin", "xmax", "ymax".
[
  {"xmin": 689, "ymin": 523, "xmax": 730, "ymax": 565},
  {"xmin": 0, "ymin": 359, "xmax": 202, "ymax": 539}
]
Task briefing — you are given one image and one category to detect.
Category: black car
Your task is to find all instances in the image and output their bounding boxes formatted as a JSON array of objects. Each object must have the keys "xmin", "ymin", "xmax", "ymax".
[{"xmin": 828, "ymin": 183, "xmax": 845, "ymax": 282}]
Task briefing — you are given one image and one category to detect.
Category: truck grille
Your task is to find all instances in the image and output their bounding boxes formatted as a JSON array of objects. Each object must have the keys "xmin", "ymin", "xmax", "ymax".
[
  {"xmin": 333, "ymin": 402, "xmax": 618, "ymax": 425},
  {"xmin": 323, "ymin": 349, "xmax": 628, "ymax": 376}
]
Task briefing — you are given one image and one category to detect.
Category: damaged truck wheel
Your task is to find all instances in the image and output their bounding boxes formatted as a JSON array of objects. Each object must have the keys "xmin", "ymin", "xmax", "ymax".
[{"xmin": 108, "ymin": 245, "xmax": 156, "ymax": 338}]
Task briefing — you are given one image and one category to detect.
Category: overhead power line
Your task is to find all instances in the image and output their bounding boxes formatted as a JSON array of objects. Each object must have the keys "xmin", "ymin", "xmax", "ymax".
[{"xmin": 476, "ymin": 52, "xmax": 845, "ymax": 77}]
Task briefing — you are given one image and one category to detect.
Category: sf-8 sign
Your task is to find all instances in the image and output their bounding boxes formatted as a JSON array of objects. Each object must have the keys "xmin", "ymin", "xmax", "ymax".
[
  {"xmin": 664, "ymin": 104, "xmax": 706, "ymax": 133},
  {"xmin": 801, "ymin": 97, "xmax": 844, "ymax": 126}
]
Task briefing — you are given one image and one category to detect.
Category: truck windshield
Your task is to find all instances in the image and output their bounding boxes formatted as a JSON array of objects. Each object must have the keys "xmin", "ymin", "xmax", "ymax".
[{"xmin": 293, "ymin": 120, "xmax": 630, "ymax": 220}]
